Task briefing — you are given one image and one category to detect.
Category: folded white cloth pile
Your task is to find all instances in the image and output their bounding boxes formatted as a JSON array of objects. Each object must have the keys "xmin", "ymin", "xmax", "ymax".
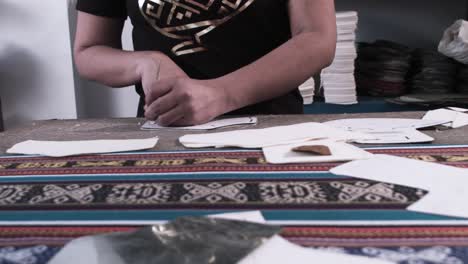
[
  {"xmin": 321, "ymin": 11, "xmax": 359, "ymax": 105},
  {"xmin": 299, "ymin": 77, "xmax": 315, "ymax": 105}
]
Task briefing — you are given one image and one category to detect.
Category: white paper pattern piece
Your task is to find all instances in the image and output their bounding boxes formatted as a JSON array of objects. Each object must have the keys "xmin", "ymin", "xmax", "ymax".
[
  {"xmin": 141, "ymin": 117, "xmax": 257, "ymax": 130},
  {"xmin": 240, "ymin": 235, "xmax": 393, "ymax": 264},
  {"xmin": 447, "ymin": 107, "xmax": 468, "ymax": 112},
  {"xmin": 353, "ymin": 129, "xmax": 435, "ymax": 144},
  {"xmin": 408, "ymin": 191, "xmax": 468, "ymax": 220},
  {"xmin": 330, "ymin": 155, "xmax": 468, "ymax": 219},
  {"xmin": 324, "ymin": 118, "xmax": 449, "ymax": 131},
  {"xmin": 7, "ymin": 138, "xmax": 159, "ymax": 157},
  {"xmin": 262, "ymin": 139, "xmax": 373, "ymax": 164},
  {"xmin": 209, "ymin": 211, "xmax": 266, "ymax": 224},
  {"xmin": 180, "ymin": 122, "xmax": 374, "ymax": 149},
  {"xmin": 323, "ymin": 118, "xmax": 446, "ymax": 144},
  {"xmin": 423, "ymin": 109, "xmax": 468, "ymax": 128}
]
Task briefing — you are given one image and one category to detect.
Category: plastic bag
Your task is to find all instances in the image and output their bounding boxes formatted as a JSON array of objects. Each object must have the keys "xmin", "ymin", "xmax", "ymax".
[
  {"xmin": 48, "ymin": 216, "xmax": 280, "ymax": 264},
  {"xmin": 438, "ymin": 19, "xmax": 468, "ymax": 64}
]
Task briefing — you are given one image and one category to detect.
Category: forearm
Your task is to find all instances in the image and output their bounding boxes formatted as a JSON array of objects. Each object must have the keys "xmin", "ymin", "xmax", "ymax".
[
  {"xmin": 74, "ymin": 46, "xmax": 164, "ymax": 88},
  {"xmin": 213, "ymin": 32, "xmax": 336, "ymax": 112}
]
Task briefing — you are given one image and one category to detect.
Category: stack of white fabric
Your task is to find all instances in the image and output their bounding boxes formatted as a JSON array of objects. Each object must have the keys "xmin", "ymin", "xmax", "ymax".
[
  {"xmin": 321, "ymin": 11, "xmax": 359, "ymax": 105},
  {"xmin": 299, "ymin": 77, "xmax": 315, "ymax": 105}
]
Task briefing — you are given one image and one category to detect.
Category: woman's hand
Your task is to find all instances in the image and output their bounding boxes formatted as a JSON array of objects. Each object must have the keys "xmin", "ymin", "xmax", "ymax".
[
  {"xmin": 144, "ymin": 77, "xmax": 230, "ymax": 126},
  {"xmin": 137, "ymin": 52, "xmax": 188, "ymax": 96}
]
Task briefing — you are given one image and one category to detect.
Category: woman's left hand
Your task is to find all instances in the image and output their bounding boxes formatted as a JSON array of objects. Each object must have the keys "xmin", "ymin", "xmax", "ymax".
[{"xmin": 144, "ymin": 77, "xmax": 230, "ymax": 126}]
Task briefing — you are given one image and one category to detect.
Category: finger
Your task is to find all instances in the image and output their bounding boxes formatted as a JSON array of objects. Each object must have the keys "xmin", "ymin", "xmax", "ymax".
[
  {"xmin": 144, "ymin": 90, "xmax": 179, "ymax": 120},
  {"xmin": 157, "ymin": 105, "xmax": 186, "ymax": 127},
  {"xmin": 172, "ymin": 117, "xmax": 195, "ymax": 127},
  {"xmin": 144, "ymin": 78, "xmax": 177, "ymax": 105}
]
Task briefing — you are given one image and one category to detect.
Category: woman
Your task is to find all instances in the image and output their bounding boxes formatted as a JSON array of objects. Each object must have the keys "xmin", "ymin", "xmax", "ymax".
[{"xmin": 75, "ymin": 0, "xmax": 336, "ymax": 126}]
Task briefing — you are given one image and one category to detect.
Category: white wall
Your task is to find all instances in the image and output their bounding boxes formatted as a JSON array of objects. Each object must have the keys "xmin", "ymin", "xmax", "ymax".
[{"xmin": 0, "ymin": 0, "xmax": 77, "ymax": 129}]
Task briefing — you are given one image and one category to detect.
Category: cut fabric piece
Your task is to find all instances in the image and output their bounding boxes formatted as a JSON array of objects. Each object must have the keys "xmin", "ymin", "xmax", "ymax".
[
  {"xmin": 262, "ymin": 139, "xmax": 373, "ymax": 164},
  {"xmin": 141, "ymin": 117, "xmax": 257, "ymax": 130},
  {"xmin": 352, "ymin": 129, "xmax": 434, "ymax": 144},
  {"xmin": 7, "ymin": 138, "xmax": 159, "ymax": 157},
  {"xmin": 324, "ymin": 118, "xmax": 448, "ymax": 131},
  {"xmin": 423, "ymin": 108, "xmax": 468, "ymax": 128},
  {"xmin": 324, "ymin": 118, "xmax": 444, "ymax": 144},
  {"xmin": 447, "ymin": 106, "xmax": 468, "ymax": 112},
  {"xmin": 330, "ymin": 154, "xmax": 468, "ymax": 219},
  {"xmin": 408, "ymin": 191, "xmax": 468, "ymax": 220},
  {"xmin": 179, "ymin": 122, "xmax": 373, "ymax": 149}
]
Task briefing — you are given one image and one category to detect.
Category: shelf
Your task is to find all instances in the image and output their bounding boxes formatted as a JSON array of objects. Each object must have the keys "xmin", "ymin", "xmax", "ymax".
[{"xmin": 303, "ymin": 96, "xmax": 428, "ymax": 114}]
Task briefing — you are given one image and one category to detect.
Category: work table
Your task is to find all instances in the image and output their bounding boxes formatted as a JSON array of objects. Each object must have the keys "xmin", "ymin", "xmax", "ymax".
[{"xmin": 1, "ymin": 112, "xmax": 467, "ymax": 154}]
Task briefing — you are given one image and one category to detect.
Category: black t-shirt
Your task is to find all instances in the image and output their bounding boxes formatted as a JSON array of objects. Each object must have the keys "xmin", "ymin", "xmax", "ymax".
[{"xmin": 76, "ymin": 0, "xmax": 303, "ymax": 116}]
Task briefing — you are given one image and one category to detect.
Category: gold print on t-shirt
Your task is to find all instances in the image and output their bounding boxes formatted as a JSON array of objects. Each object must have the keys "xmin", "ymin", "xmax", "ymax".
[{"xmin": 138, "ymin": 0, "xmax": 255, "ymax": 56}]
